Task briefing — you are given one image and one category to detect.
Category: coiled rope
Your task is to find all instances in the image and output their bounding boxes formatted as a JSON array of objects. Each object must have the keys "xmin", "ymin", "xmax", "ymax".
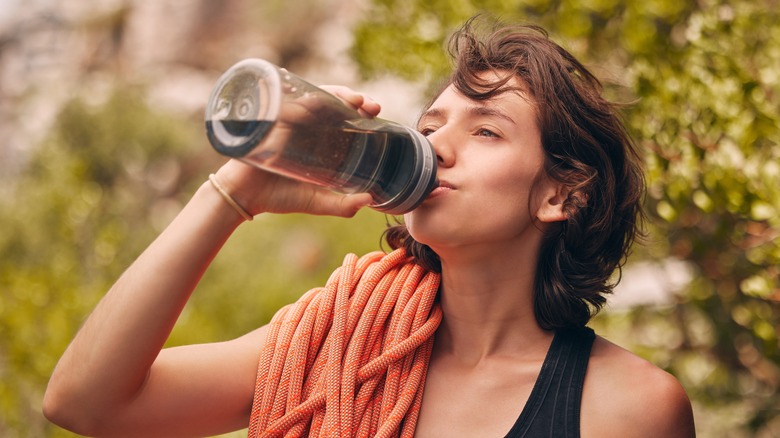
[{"xmin": 247, "ymin": 248, "xmax": 442, "ymax": 438}]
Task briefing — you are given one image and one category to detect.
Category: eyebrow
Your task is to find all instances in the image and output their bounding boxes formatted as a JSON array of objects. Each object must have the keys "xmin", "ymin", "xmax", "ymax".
[
  {"xmin": 418, "ymin": 105, "xmax": 517, "ymax": 126},
  {"xmin": 468, "ymin": 106, "xmax": 517, "ymax": 125}
]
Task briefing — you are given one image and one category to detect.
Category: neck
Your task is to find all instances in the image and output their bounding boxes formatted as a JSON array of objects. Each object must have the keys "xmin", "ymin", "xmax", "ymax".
[{"xmin": 433, "ymin": 242, "xmax": 552, "ymax": 366}]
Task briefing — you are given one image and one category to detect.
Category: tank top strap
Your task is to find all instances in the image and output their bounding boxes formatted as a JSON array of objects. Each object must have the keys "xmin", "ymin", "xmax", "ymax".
[{"xmin": 504, "ymin": 326, "xmax": 596, "ymax": 438}]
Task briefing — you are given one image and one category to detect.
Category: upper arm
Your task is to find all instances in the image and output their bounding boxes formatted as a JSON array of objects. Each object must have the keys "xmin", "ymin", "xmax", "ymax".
[
  {"xmin": 103, "ymin": 325, "xmax": 269, "ymax": 437},
  {"xmin": 581, "ymin": 338, "xmax": 696, "ymax": 438}
]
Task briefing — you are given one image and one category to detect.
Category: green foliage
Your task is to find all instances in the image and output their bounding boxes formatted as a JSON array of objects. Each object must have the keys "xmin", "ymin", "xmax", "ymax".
[
  {"xmin": 625, "ymin": 2, "xmax": 780, "ymax": 433},
  {"xmin": 352, "ymin": 0, "xmax": 779, "ymax": 435},
  {"xmin": 0, "ymin": 83, "xmax": 389, "ymax": 435},
  {"xmin": 168, "ymin": 210, "xmax": 389, "ymax": 347},
  {"xmin": 4, "ymin": 1, "xmax": 779, "ymax": 436},
  {"xmin": 0, "ymin": 87, "xmax": 199, "ymax": 436}
]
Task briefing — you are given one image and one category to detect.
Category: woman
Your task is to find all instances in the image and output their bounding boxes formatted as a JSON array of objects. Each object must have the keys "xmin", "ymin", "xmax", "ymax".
[{"xmin": 44, "ymin": 17, "xmax": 695, "ymax": 437}]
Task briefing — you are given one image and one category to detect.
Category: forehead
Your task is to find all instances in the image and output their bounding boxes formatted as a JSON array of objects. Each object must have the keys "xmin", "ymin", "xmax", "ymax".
[{"xmin": 424, "ymin": 75, "xmax": 537, "ymax": 123}]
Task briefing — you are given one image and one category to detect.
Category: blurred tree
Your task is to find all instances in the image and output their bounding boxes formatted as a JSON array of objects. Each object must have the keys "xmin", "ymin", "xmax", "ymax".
[
  {"xmin": 352, "ymin": 0, "xmax": 779, "ymax": 436},
  {"xmin": 4, "ymin": 0, "xmax": 778, "ymax": 436},
  {"xmin": 2, "ymin": 1, "xmax": 392, "ymax": 436},
  {"xmin": 0, "ymin": 86, "xmax": 389, "ymax": 436},
  {"xmin": 0, "ymin": 87, "xmax": 198, "ymax": 436}
]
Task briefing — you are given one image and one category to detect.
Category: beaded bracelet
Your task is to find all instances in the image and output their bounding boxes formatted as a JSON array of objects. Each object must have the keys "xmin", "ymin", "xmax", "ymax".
[{"xmin": 208, "ymin": 174, "xmax": 253, "ymax": 221}]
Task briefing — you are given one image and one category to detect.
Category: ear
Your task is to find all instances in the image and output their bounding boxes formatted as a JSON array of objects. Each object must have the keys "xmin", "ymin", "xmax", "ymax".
[{"xmin": 535, "ymin": 181, "xmax": 570, "ymax": 223}]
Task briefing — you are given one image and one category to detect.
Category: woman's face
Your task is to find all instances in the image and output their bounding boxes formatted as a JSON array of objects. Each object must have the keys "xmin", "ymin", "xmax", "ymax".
[{"xmin": 405, "ymin": 77, "xmax": 561, "ymax": 254}]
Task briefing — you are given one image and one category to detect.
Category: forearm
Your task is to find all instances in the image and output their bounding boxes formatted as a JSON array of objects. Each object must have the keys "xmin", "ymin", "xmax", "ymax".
[
  {"xmin": 44, "ymin": 179, "xmax": 246, "ymax": 427},
  {"xmin": 44, "ymin": 87, "xmax": 377, "ymax": 433}
]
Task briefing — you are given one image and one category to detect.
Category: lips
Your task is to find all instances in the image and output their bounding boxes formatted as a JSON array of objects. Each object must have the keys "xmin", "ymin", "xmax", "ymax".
[
  {"xmin": 437, "ymin": 180, "xmax": 455, "ymax": 190},
  {"xmin": 427, "ymin": 179, "xmax": 455, "ymax": 199}
]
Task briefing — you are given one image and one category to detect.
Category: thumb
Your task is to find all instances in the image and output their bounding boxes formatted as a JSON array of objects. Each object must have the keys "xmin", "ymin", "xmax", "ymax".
[
  {"xmin": 336, "ymin": 193, "xmax": 374, "ymax": 217},
  {"xmin": 309, "ymin": 192, "xmax": 373, "ymax": 218}
]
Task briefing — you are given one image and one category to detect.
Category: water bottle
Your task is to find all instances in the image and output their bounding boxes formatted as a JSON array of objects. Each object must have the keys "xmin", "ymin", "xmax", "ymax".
[{"xmin": 205, "ymin": 58, "xmax": 437, "ymax": 215}]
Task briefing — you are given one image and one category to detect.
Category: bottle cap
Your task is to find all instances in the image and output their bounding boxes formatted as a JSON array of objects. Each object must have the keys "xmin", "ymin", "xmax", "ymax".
[{"xmin": 206, "ymin": 59, "xmax": 281, "ymax": 157}]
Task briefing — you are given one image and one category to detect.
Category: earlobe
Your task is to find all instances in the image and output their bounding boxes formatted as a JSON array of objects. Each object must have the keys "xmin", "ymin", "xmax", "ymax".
[
  {"xmin": 536, "ymin": 183, "xmax": 570, "ymax": 223},
  {"xmin": 537, "ymin": 202, "xmax": 567, "ymax": 223}
]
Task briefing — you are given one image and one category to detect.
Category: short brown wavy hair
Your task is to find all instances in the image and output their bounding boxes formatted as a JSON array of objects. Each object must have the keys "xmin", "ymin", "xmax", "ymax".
[{"xmin": 385, "ymin": 15, "xmax": 646, "ymax": 330}]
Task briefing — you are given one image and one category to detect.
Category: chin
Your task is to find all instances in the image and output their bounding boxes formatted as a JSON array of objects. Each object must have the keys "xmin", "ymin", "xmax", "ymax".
[{"xmin": 406, "ymin": 223, "xmax": 456, "ymax": 251}]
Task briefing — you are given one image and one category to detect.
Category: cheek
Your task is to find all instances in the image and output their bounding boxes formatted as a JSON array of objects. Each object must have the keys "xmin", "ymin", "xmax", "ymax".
[
  {"xmin": 470, "ymin": 171, "xmax": 541, "ymax": 227},
  {"xmin": 471, "ymin": 192, "xmax": 528, "ymax": 232},
  {"xmin": 479, "ymin": 170, "xmax": 535, "ymax": 208}
]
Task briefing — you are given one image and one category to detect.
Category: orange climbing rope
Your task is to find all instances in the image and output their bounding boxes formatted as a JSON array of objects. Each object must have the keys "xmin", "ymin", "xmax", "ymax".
[{"xmin": 247, "ymin": 248, "xmax": 442, "ymax": 438}]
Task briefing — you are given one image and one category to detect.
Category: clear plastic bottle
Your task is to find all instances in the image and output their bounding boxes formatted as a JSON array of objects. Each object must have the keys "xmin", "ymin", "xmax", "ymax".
[{"xmin": 205, "ymin": 59, "xmax": 437, "ymax": 215}]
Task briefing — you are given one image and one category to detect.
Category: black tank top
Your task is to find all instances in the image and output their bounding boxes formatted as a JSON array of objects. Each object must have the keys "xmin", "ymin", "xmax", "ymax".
[{"xmin": 504, "ymin": 326, "xmax": 596, "ymax": 438}]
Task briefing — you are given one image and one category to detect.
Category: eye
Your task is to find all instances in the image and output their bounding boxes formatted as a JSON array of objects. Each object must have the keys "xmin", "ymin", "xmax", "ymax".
[
  {"xmin": 418, "ymin": 126, "xmax": 437, "ymax": 137},
  {"xmin": 476, "ymin": 128, "xmax": 500, "ymax": 138}
]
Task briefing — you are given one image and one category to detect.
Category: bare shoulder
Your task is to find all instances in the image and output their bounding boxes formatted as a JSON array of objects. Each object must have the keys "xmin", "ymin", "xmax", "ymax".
[{"xmin": 580, "ymin": 335, "xmax": 696, "ymax": 438}]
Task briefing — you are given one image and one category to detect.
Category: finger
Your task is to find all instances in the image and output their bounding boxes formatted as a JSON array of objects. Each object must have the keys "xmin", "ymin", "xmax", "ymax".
[
  {"xmin": 321, "ymin": 85, "xmax": 362, "ymax": 107},
  {"xmin": 357, "ymin": 96, "xmax": 381, "ymax": 118},
  {"xmin": 282, "ymin": 92, "xmax": 360, "ymax": 126},
  {"xmin": 322, "ymin": 85, "xmax": 382, "ymax": 118}
]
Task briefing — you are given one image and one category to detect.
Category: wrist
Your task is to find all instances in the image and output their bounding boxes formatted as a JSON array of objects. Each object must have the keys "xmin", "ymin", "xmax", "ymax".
[
  {"xmin": 208, "ymin": 174, "xmax": 254, "ymax": 222},
  {"xmin": 197, "ymin": 178, "xmax": 253, "ymax": 228}
]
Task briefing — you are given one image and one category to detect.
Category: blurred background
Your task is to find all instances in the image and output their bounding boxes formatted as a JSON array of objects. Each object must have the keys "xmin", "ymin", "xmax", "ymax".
[{"xmin": 0, "ymin": 0, "xmax": 778, "ymax": 436}]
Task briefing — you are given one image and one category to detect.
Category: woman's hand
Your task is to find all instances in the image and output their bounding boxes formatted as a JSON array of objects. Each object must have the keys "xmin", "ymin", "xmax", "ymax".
[
  {"xmin": 211, "ymin": 86, "xmax": 381, "ymax": 219},
  {"xmin": 323, "ymin": 85, "xmax": 382, "ymax": 118}
]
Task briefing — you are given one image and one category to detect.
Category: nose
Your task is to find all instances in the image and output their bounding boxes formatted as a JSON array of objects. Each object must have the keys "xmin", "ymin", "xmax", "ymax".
[{"xmin": 427, "ymin": 128, "xmax": 455, "ymax": 168}]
